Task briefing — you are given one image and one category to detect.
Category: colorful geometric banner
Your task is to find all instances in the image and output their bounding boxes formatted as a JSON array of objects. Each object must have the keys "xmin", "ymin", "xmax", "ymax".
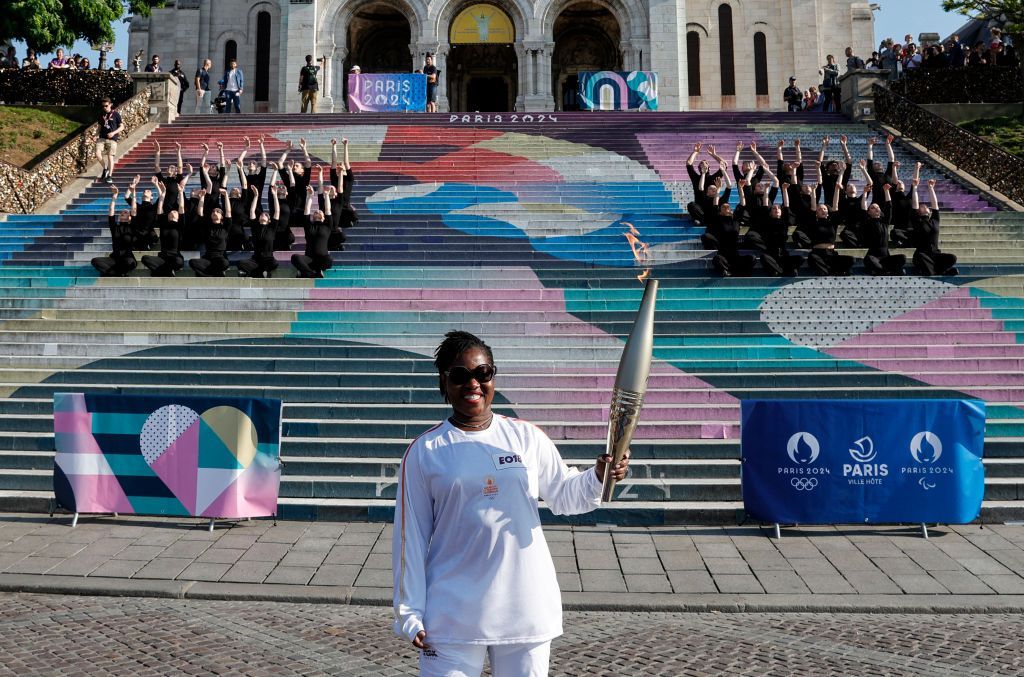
[
  {"xmin": 741, "ymin": 399, "xmax": 986, "ymax": 525},
  {"xmin": 578, "ymin": 71, "xmax": 659, "ymax": 111},
  {"xmin": 53, "ymin": 393, "xmax": 282, "ymax": 519},
  {"xmin": 348, "ymin": 74, "xmax": 427, "ymax": 113}
]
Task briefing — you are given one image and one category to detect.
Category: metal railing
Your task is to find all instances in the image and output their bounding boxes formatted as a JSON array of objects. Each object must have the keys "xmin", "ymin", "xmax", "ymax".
[{"xmin": 873, "ymin": 84, "xmax": 1023, "ymax": 206}]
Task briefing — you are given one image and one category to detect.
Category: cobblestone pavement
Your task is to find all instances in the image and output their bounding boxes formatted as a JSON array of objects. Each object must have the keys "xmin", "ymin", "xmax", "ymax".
[
  {"xmin": 0, "ymin": 592, "xmax": 1022, "ymax": 676},
  {"xmin": 3, "ymin": 514, "xmax": 1024, "ymax": 603}
]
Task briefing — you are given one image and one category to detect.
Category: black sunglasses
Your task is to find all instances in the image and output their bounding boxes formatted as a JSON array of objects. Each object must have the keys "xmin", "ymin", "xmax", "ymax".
[{"xmin": 445, "ymin": 364, "xmax": 497, "ymax": 385}]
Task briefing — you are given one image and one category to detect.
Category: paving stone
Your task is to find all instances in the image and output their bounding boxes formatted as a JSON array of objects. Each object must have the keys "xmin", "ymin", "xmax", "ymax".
[
  {"xmin": 755, "ymin": 570, "xmax": 810, "ymax": 594},
  {"xmin": 221, "ymin": 561, "xmax": 277, "ymax": 584},
  {"xmin": 961, "ymin": 533, "xmax": 1017, "ymax": 550},
  {"xmin": 556, "ymin": 572, "xmax": 582, "ymax": 592},
  {"xmin": 280, "ymin": 550, "xmax": 329, "ymax": 568},
  {"xmin": 958, "ymin": 558, "xmax": 1013, "ymax": 576},
  {"xmin": 841, "ymin": 571, "xmax": 902, "ymax": 595},
  {"xmin": 213, "ymin": 534, "xmax": 262, "ymax": 550},
  {"xmin": 77, "ymin": 537, "xmax": 136, "ymax": 557},
  {"xmin": 258, "ymin": 527, "xmax": 309, "ymax": 545},
  {"xmin": 179, "ymin": 562, "xmax": 233, "ymax": 582},
  {"xmin": 615, "ymin": 543, "xmax": 657, "ymax": 558},
  {"xmin": 4, "ymin": 557, "xmax": 63, "ymax": 575},
  {"xmin": 196, "ymin": 548, "xmax": 246, "ymax": 564},
  {"xmin": 113, "ymin": 545, "xmax": 167, "ymax": 561},
  {"xmin": 547, "ymin": 540, "xmax": 574, "ymax": 557},
  {"xmin": 667, "ymin": 570, "xmax": 717, "ymax": 593},
  {"xmin": 704, "ymin": 558, "xmax": 751, "ymax": 575},
  {"xmin": 788, "ymin": 559, "xmax": 841, "ymax": 577},
  {"xmin": 774, "ymin": 541, "xmax": 823, "ymax": 559},
  {"xmin": 551, "ymin": 556, "xmax": 578, "ymax": 573},
  {"xmin": 89, "ymin": 559, "xmax": 148, "ymax": 578},
  {"xmin": 712, "ymin": 574, "xmax": 764, "ymax": 593},
  {"xmin": 580, "ymin": 569, "xmax": 626, "ymax": 592},
  {"xmin": 573, "ymin": 533, "xmax": 614, "ymax": 550},
  {"xmin": 133, "ymin": 558, "xmax": 194, "ymax": 580},
  {"xmin": 651, "ymin": 533, "xmax": 694, "ymax": 551},
  {"xmin": 309, "ymin": 565, "xmax": 360, "ymax": 587},
  {"xmin": 324, "ymin": 546, "xmax": 372, "ymax": 566},
  {"xmin": 240, "ymin": 543, "xmax": 291, "ymax": 563},
  {"xmin": 3, "ymin": 536, "xmax": 52, "ymax": 554},
  {"xmin": 824, "ymin": 551, "xmax": 881, "ymax": 573},
  {"xmin": 624, "ymin": 574, "xmax": 672, "ymax": 593},
  {"xmin": 576, "ymin": 549, "xmax": 620, "ymax": 570},
  {"xmin": 354, "ymin": 568, "xmax": 392, "ymax": 588},
  {"xmin": 160, "ymin": 540, "xmax": 212, "ymax": 559},
  {"xmin": 33, "ymin": 542, "xmax": 87, "ymax": 559},
  {"xmin": 132, "ymin": 531, "xmax": 184, "ymax": 547},
  {"xmin": 695, "ymin": 542, "xmax": 740, "ymax": 559},
  {"xmin": 977, "ymin": 575, "xmax": 1024, "ymax": 594},
  {"xmin": 658, "ymin": 550, "xmax": 705, "ymax": 571},
  {"xmin": 337, "ymin": 531, "xmax": 380, "ymax": 546},
  {"xmin": 742, "ymin": 551, "xmax": 794, "ymax": 572},
  {"xmin": 264, "ymin": 567, "xmax": 317, "ymax": 585},
  {"xmin": 904, "ymin": 550, "xmax": 964, "ymax": 572},
  {"xmin": 363, "ymin": 553, "xmax": 390, "ymax": 571},
  {"xmin": 612, "ymin": 531, "xmax": 655, "ymax": 544},
  {"xmin": 872, "ymin": 557, "xmax": 927, "ymax": 576},
  {"xmin": 889, "ymin": 574, "xmax": 949, "ymax": 594},
  {"xmin": 619, "ymin": 557, "xmax": 664, "ymax": 575},
  {"xmin": 44, "ymin": 555, "xmax": 109, "ymax": 577},
  {"xmin": 800, "ymin": 574, "xmax": 855, "ymax": 594},
  {"xmin": 301, "ymin": 524, "xmax": 346, "ymax": 539},
  {"xmin": 929, "ymin": 570, "xmax": 994, "ymax": 595},
  {"xmin": 543, "ymin": 527, "xmax": 572, "ymax": 542}
]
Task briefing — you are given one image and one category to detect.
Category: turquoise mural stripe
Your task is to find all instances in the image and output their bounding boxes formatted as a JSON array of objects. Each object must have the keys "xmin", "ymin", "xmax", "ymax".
[
  {"xmin": 103, "ymin": 453, "xmax": 154, "ymax": 476},
  {"xmin": 127, "ymin": 496, "xmax": 190, "ymax": 516},
  {"xmin": 90, "ymin": 413, "xmax": 150, "ymax": 435}
]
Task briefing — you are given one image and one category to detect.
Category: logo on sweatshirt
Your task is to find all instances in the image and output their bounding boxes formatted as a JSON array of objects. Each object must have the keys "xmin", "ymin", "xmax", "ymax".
[{"xmin": 483, "ymin": 476, "xmax": 499, "ymax": 497}]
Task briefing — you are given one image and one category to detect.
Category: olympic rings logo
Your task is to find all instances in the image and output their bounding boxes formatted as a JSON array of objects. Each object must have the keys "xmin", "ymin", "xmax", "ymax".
[{"xmin": 791, "ymin": 477, "xmax": 818, "ymax": 491}]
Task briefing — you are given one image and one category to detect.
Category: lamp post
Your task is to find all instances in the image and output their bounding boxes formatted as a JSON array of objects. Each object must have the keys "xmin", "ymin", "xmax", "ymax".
[{"xmin": 93, "ymin": 41, "xmax": 114, "ymax": 70}]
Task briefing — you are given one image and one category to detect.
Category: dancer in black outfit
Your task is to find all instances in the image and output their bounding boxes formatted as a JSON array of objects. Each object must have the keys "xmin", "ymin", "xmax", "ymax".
[
  {"xmin": 189, "ymin": 188, "xmax": 232, "ymax": 277},
  {"xmin": 910, "ymin": 179, "xmax": 958, "ymax": 276},
  {"xmin": 238, "ymin": 183, "xmax": 280, "ymax": 279},
  {"xmin": 92, "ymin": 185, "xmax": 138, "ymax": 277},
  {"xmin": 860, "ymin": 184, "xmax": 906, "ymax": 275},
  {"xmin": 839, "ymin": 161, "xmax": 872, "ymax": 247},
  {"xmin": 141, "ymin": 177, "xmax": 185, "ymax": 277},
  {"xmin": 125, "ymin": 175, "xmax": 159, "ymax": 250},
  {"xmin": 291, "ymin": 185, "xmax": 333, "ymax": 278},
  {"xmin": 685, "ymin": 143, "xmax": 725, "ymax": 247},
  {"xmin": 709, "ymin": 180, "xmax": 756, "ymax": 277},
  {"xmin": 755, "ymin": 179, "xmax": 803, "ymax": 276},
  {"xmin": 281, "ymin": 138, "xmax": 312, "ymax": 225},
  {"xmin": 805, "ymin": 184, "xmax": 854, "ymax": 276},
  {"xmin": 266, "ymin": 162, "xmax": 296, "ymax": 251},
  {"xmin": 815, "ymin": 136, "xmax": 852, "ymax": 206},
  {"xmin": 238, "ymin": 135, "xmax": 268, "ymax": 216}
]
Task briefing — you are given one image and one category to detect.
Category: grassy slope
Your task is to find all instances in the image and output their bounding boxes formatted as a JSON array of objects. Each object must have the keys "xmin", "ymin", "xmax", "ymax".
[
  {"xmin": 0, "ymin": 105, "xmax": 96, "ymax": 169},
  {"xmin": 960, "ymin": 115, "xmax": 1024, "ymax": 159}
]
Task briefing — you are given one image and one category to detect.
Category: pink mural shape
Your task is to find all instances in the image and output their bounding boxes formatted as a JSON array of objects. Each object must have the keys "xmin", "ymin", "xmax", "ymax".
[{"xmin": 149, "ymin": 420, "xmax": 200, "ymax": 513}]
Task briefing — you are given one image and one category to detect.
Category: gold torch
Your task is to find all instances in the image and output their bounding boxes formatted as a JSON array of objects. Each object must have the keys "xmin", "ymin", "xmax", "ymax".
[{"xmin": 601, "ymin": 278, "xmax": 658, "ymax": 502}]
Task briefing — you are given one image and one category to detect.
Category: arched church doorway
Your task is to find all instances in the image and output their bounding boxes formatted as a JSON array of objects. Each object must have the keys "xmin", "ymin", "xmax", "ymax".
[
  {"xmin": 447, "ymin": 4, "xmax": 518, "ymax": 111},
  {"xmin": 344, "ymin": 3, "xmax": 413, "ymax": 103},
  {"xmin": 551, "ymin": 1, "xmax": 621, "ymax": 111}
]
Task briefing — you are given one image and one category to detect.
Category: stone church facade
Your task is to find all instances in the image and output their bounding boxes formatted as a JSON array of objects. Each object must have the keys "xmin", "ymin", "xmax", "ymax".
[{"xmin": 129, "ymin": 0, "xmax": 875, "ymax": 113}]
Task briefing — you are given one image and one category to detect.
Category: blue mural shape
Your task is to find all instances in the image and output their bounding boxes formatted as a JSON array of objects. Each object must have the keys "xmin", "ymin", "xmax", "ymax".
[{"xmin": 578, "ymin": 71, "xmax": 658, "ymax": 111}]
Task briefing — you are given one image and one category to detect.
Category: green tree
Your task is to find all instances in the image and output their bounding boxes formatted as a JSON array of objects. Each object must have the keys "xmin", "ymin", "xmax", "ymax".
[
  {"xmin": 0, "ymin": 1, "xmax": 165, "ymax": 53},
  {"xmin": 941, "ymin": 1, "xmax": 1023, "ymax": 37}
]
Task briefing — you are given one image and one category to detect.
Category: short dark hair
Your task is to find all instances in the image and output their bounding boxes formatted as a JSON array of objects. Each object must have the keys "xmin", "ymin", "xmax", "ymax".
[
  {"xmin": 433, "ymin": 331, "xmax": 494, "ymax": 397},
  {"xmin": 305, "ymin": 54, "xmax": 313, "ymax": 63},
  {"xmin": 101, "ymin": 97, "xmax": 112, "ymax": 105}
]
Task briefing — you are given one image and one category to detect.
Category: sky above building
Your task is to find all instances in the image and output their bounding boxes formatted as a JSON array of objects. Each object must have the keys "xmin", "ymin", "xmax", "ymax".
[{"xmin": 14, "ymin": 1, "xmax": 976, "ymax": 73}]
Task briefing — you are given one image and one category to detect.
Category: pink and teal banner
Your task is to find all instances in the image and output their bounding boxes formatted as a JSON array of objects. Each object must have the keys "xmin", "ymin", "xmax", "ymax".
[
  {"xmin": 347, "ymin": 73, "xmax": 427, "ymax": 112},
  {"xmin": 53, "ymin": 393, "xmax": 282, "ymax": 519}
]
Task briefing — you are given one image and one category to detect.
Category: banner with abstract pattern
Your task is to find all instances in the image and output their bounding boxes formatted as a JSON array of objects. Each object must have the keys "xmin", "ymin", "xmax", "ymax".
[
  {"xmin": 578, "ymin": 71, "xmax": 658, "ymax": 111},
  {"xmin": 53, "ymin": 393, "xmax": 282, "ymax": 519}
]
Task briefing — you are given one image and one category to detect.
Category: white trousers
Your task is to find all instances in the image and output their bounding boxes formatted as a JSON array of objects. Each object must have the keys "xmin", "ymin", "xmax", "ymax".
[{"xmin": 419, "ymin": 641, "xmax": 551, "ymax": 677}]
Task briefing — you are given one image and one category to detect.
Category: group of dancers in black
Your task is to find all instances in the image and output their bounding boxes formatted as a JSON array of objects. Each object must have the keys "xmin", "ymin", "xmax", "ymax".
[
  {"xmin": 687, "ymin": 135, "xmax": 958, "ymax": 277},
  {"xmin": 91, "ymin": 136, "xmax": 357, "ymax": 278}
]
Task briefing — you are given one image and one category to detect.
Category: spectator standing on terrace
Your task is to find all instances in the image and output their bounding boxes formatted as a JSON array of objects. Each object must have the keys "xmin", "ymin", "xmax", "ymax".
[
  {"xmin": 784, "ymin": 77, "xmax": 802, "ymax": 111},
  {"xmin": 48, "ymin": 48, "xmax": 71, "ymax": 69},
  {"xmin": 195, "ymin": 59, "xmax": 212, "ymax": 113},
  {"xmin": 92, "ymin": 185, "xmax": 137, "ymax": 277},
  {"xmin": 144, "ymin": 55, "xmax": 161, "ymax": 72},
  {"xmin": 109, "ymin": 58, "xmax": 124, "ymax": 72},
  {"xmin": 393, "ymin": 331, "xmax": 629, "ymax": 677},
  {"xmin": 220, "ymin": 58, "xmax": 244, "ymax": 114},
  {"xmin": 299, "ymin": 55, "xmax": 322, "ymax": 113},
  {"xmin": 819, "ymin": 55, "xmax": 840, "ymax": 113},
  {"xmin": 423, "ymin": 54, "xmax": 439, "ymax": 113},
  {"xmin": 844, "ymin": 47, "xmax": 864, "ymax": 73},
  {"xmin": 1, "ymin": 47, "xmax": 17, "ymax": 69},
  {"xmin": 79, "ymin": 57, "xmax": 91, "ymax": 70},
  {"xmin": 968, "ymin": 42, "xmax": 988, "ymax": 67},
  {"xmin": 95, "ymin": 98, "xmax": 123, "ymax": 185},
  {"xmin": 170, "ymin": 60, "xmax": 189, "ymax": 114},
  {"xmin": 947, "ymin": 35, "xmax": 965, "ymax": 67},
  {"xmin": 865, "ymin": 51, "xmax": 881, "ymax": 69},
  {"xmin": 22, "ymin": 50, "xmax": 40, "ymax": 70}
]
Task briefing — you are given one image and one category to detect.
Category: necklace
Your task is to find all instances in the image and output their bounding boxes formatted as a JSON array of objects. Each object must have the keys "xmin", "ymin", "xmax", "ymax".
[{"xmin": 449, "ymin": 412, "xmax": 493, "ymax": 430}]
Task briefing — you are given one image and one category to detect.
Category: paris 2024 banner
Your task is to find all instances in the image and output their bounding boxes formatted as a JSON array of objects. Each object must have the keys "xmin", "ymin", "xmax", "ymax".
[
  {"xmin": 348, "ymin": 73, "xmax": 427, "ymax": 113},
  {"xmin": 53, "ymin": 392, "xmax": 282, "ymax": 519},
  {"xmin": 741, "ymin": 399, "xmax": 986, "ymax": 525}
]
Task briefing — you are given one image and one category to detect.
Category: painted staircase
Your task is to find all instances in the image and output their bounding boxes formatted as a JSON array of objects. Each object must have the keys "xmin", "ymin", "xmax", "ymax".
[{"xmin": 0, "ymin": 111, "xmax": 1021, "ymax": 524}]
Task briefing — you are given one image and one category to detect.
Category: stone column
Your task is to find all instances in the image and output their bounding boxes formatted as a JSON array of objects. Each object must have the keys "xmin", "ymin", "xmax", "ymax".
[
  {"xmin": 523, "ymin": 41, "xmax": 554, "ymax": 112},
  {"xmin": 131, "ymin": 73, "xmax": 179, "ymax": 123},
  {"xmin": 319, "ymin": 45, "xmax": 338, "ymax": 112},
  {"xmin": 647, "ymin": 0, "xmax": 686, "ymax": 111},
  {"xmin": 279, "ymin": 0, "xmax": 317, "ymax": 113},
  {"xmin": 197, "ymin": 0, "xmax": 211, "ymax": 68},
  {"xmin": 434, "ymin": 44, "xmax": 450, "ymax": 113}
]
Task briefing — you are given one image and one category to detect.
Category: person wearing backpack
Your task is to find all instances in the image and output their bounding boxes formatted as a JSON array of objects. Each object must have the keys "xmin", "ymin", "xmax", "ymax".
[{"xmin": 299, "ymin": 55, "xmax": 323, "ymax": 113}]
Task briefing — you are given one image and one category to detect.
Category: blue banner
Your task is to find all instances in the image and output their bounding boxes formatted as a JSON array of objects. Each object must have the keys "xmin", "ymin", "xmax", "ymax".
[
  {"xmin": 741, "ymin": 400, "xmax": 986, "ymax": 524},
  {"xmin": 578, "ymin": 71, "xmax": 658, "ymax": 111},
  {"xmin": 348, "ymin": 73, "xmax": 427, "ymax": 112}
]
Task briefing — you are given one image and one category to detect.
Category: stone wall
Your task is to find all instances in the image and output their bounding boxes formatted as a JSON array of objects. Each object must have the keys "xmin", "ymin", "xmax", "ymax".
[{"xmin": 0, "ymin": 90, "xmax": 152, "ymax": 215}]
